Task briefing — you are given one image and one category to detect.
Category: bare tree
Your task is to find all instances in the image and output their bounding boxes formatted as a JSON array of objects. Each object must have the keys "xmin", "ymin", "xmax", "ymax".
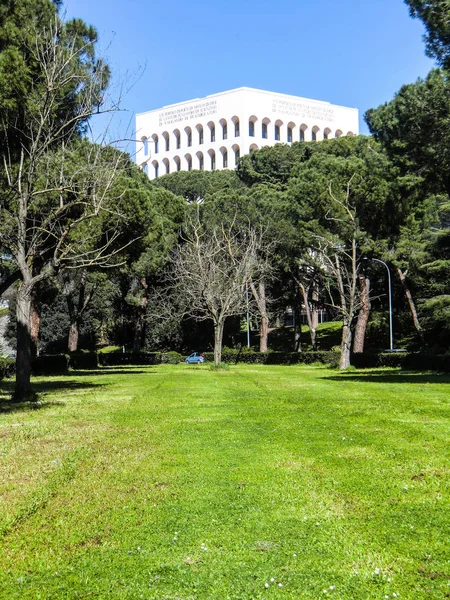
[
  {"xmin": 248, "ymin": 248, "xmax": 274, "ymax": 353},
  {"xmin": 172, "ymin": 214, "xmax": 262, "ymax": 365},
  {"xmin": 292, "ymin": 254, "xmax": 323, "ymax": 350},
  {"xmin": 315, "ymin": 177, "xmax": 367, "ymax": 369},
  {"xmin": 0, "ymin": 19, "xmax": 131, "ymax": 400}
]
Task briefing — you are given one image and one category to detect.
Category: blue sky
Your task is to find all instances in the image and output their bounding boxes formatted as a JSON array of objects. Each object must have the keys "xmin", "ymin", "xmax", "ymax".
[{"xmin": 65, "ymin": 0, "xmax": 434, "ymax": 142}]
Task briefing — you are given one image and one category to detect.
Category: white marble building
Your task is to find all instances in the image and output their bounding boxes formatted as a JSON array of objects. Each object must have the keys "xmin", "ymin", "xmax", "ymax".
[{"xmin": 136, "ymin": 87, "xmax": 359, "ymax": 179}]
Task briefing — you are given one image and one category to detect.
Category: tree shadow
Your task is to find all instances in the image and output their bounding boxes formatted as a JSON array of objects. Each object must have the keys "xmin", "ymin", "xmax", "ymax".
[
  {"xmin": 323, "ymin": 370, "xmax": 450, "ymax": 385},
  {"xmin": 65, "ymin": 369, "xmax": 148, "ymax": 376},
  {"xmin": 0, "ymin": 380, "xmax": 105, "ymax": 414}
]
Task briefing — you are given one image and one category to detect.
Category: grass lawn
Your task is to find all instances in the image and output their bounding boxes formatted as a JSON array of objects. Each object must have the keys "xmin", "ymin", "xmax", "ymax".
[{"xmin": 0, "ymin": 365, "xmax": 449, "ymax": 599}]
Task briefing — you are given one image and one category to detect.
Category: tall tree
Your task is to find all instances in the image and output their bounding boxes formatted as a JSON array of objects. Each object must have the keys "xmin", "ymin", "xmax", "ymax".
[
  {"xmin": 405, "ymin": 0, "xmax": 450, "ymax": 69},
  {"xmin": 0, "ymin": 9, "xmax": 124, "ymax": 400}
]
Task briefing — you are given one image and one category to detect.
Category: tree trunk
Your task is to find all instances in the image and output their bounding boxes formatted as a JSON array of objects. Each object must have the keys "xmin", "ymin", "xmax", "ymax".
[
  {"xmin": 30, "ymin": 287, "xmax": 40, "ymax": 358},
  {"xmin": 298, "ymin": 281, "xmax": 317, "ymax": 350},
  {"xmin": 68, "ymin": 321, "xmax": 80, "ymax": 352},
  {"xmin": 293, "ymin": 301, "xmax": 301, "ymax": 353},
  {"xmin": 249, "ymin": 279, "xmax": 269, "ymax": 353},
  {"xmin": 14, "ymin": 282, "xmax": 34, "ymax": 401},
  {"xmin": 213, "ymin": 320, "xmax": 225, "ymax": 365},
  {"xmin": 396, "ymin": 267, "xmax": 423, "ymax": 337},
  {"xmin": 353, "ymin": 275, "xmax": 371, "ymax": 353},
  {"xmin": 133, "ymin": 277, "xmax": 148, "ymax": 352},
  {"xmin": 311, "ymin": 281, "xmax": 319, "ymax": 335},
  {"xmin": 339, "ymin": 320, "xmax": 353, "ymax": 370},
  {"xmin": 258, "ymin": 282, "xmax": 269, "ymax": 353},
  {"xmin": 260, "ymin": 315, "xmax": 269, "ymax": 353}
]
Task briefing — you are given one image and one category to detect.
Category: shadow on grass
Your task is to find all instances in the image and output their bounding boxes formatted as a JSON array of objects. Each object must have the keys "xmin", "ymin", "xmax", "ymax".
[
  {"xmin": 0, "ymin": 380, "xmax": 105, "ymax": 414},
  {"xmin": 66, "ymin": 369, "xmax": 148, "ymax": 376},
  {"xmin": 324, "ymin": 371, "xmax": 450, "ymax": 385}
]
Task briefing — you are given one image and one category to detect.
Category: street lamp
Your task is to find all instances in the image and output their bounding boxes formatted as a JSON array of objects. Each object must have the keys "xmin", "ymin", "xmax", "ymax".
[{"xmin": 363, "ymin": 257, "xmax": 394, "ymax": 351}]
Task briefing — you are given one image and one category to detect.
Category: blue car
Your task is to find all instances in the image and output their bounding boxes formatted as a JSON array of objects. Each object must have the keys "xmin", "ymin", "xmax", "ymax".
[{"xmin": 185, "ymin": 352, "xmax": 205, "ymax": 364}]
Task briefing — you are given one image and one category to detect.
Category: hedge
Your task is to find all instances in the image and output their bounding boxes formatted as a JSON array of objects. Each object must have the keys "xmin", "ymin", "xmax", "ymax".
[
  {"xmin": 99, "ymin": 352, "xmax": 162, "ymax": 366},
  {"xmin": 352, "ymin": 352, "xmax": 450, "ymax": 371},
  {"xmin": 203, "ymin": 351, "xmax": 340, "ymax": 367},
  {"xmin": 31, "ymin": 355, "xmax": 69, "ymax": 375},
  {"xmin": 68, "ymin": 352, "xmax": 98, "ymax": 370}
]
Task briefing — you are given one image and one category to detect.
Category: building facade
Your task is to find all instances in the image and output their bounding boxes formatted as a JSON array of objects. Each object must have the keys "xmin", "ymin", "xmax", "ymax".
[{"xmin": 136, "ymin": 87, "xmax": 359, "ymax": 179}]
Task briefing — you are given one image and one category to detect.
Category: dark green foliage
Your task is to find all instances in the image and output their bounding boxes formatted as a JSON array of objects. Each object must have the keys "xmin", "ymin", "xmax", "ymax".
[
  {"xmin": 154, "ymin": 169, "xmax": 244, "ymax": 202},
  {"xmin": 159, "ymin": 351, "xmax": 183, "ymax": 364},
  {"xmin": 365, "ymin": 69, "xmax": 450, "ymax": 196},
  {"xmin": 405, "ymin": 0, "xmax": 450, "ymax": 68},
  {"xmin": 0, "ymin": 357, "xmax": 15, "ymax": 380}
]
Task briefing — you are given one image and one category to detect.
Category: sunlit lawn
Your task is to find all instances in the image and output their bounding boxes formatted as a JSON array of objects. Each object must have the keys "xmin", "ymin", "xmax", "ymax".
[{"xmin": 0, "ymin": 364, "xmax": 449, "ymax": 599}]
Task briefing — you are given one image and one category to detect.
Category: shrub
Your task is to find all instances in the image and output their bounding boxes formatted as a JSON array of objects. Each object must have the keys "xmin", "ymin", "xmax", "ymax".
[
  {"xmin": 0, "ymin": 357, "xmax": 15, "ymax": 381},
  {"xmin": 160, "ymin": 351, "xmax": 183, "ymax": 364}
]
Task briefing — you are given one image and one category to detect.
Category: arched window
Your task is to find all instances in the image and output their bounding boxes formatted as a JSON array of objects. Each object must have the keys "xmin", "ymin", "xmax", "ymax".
[
  {"xmin": 185, "ymin": 154, "xmax": 192, "ymax": 171},
  {"xmin": 222, "ymin": 149, "xmax": 228, "ymax": 168},
  {"xmin": 197, "ymin": 124, "xmax": 204, "ymax": 145},
  {"xmin": 249, "ymin": 143, "xmax": 258, "ymax": 154},
  {"xmin": 220, "ymin": 119, "xmax": 228, "ymax": 140},
  {"xmin": 152, "ymin": 134, "xmax": 159, "ymax": 154},
  {"xmin": 174, "ymin": 156, "xmax": 181, "ymax": 172},
  {"xmin": 143, "ymin": 137, "xmax": 149, "ymax": 156},
  {"xmin": 335, "ymin": 129, "xmax": 343, "ymax": 138},
  {"xmin": 162, "ymin": 132, "xmax": 169, "ymax": 152},
  {"xmin": 324, "ymin": 127, "xmax": 331, "ymax": 140},
  {"xmin": 153, "ymin": 161, "xmax": 159, "ymax": 178},
  {"xmin": 299, "ymin": 125, "xmax": 307, "ymax": 142},
  {"xmin": 312, "ymin": 126, "xmax": 320, "ymax": 141},
  {"xmin": 287, "ymin": 127, "xmax": 293, "ymax": 143},
  {"xmin": 262, "ymin": 123, "xmax": 267, "ymax": 138},
  {"xmin": 249, "ymin": 120, "xmax": 255, "ymax": 137},
  {"xmin": 174, "ymin": 129, "xmax": 181, "ymax": 150},
  {"xmin": 185, "ymin": 127, "xmax": 192, "ymax": 147},
  {"xmin": 232, "ymin": 144, "xmax": 240, "ymax": 165},
  {"xmin": 197, "ymin": 152, "xmax": 204, "ymax": 170},
  {"xmin": 347, "ymin": 131, "xmax": 355, "ymax": 137},
  {"xmin": 209, "ymin": 150, "xmax": 216, "ymax": 170},
  {"xmin": 208, "ymin": 121, "xmax": 215, "ymax": 142},
  {"xmin": 163, "ymin": 158, "xmax": 170, "ymax": 174},
  {"xmin": 232, "ymin": 116, "xmax": 240, "ymax": 137},
  {"xmin": 274, "ymin": 119, "xmax": 283, "ymax": 141}
]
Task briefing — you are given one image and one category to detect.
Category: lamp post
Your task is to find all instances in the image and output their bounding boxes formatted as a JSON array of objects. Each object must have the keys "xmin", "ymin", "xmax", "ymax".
[{"xmin": 363, "ymin": 257, "xmax": 394, "ymax": 351}]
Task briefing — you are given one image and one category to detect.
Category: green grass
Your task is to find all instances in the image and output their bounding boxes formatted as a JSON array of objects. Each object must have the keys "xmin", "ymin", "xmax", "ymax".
[{"xmin": 0, "ymin": 365, "xmax": 449, "ymax": 599}]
